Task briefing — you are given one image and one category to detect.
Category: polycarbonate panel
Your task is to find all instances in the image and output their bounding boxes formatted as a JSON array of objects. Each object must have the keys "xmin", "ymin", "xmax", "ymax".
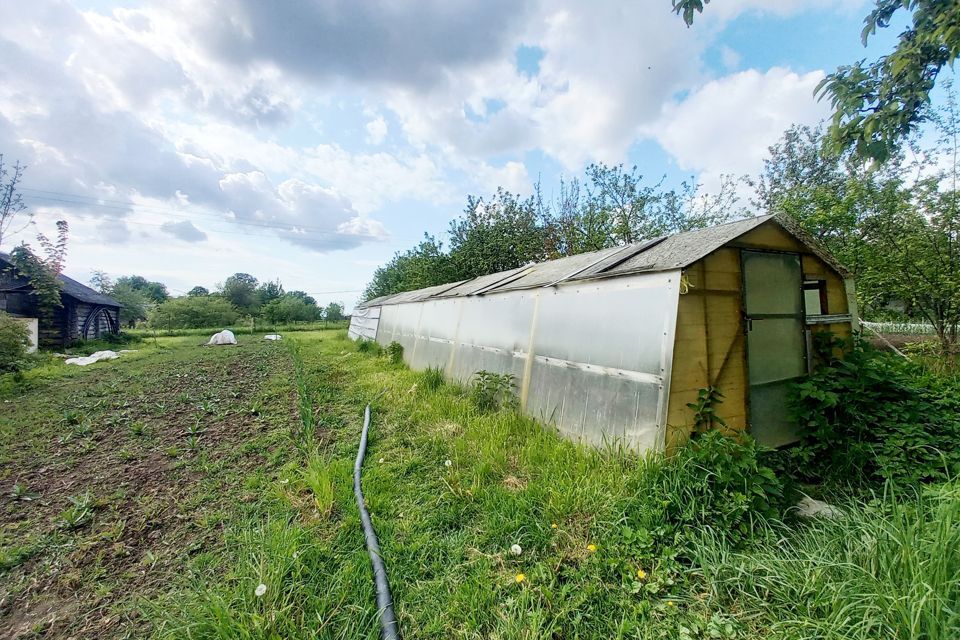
[
  {"xmin": 743, "ymin": 251, "xmax": 802, "ymax": 315},
  {"xmin": 348, "ymin": 306, "xmax": 381, "ymax": 341},
  {"xmin": 749, "ymin": 382, "xmax": 800, "ymax": 447},
  {"xmin": 372, "ymin": 271, "xmax": 680, "ymax": 452},
  {"xmin": 746, "ymin": 318, "xmax": 806, "ymax": 385},
  {"xmin": 533, "ymin": 278, "xmax": 674, "ymax": 374}
]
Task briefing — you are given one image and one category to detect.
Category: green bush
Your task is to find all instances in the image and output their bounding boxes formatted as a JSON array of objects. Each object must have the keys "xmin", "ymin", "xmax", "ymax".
[
  {"xmin": 148, "ymin": 296, "xmax": 239, "ymax": 330},
  {"xmin": 355, "ymin": 338, "xmax": 382, "ymax": 356},
  {"xmin": 386, "ymin": 341, "xmax": 404, "ymax": 365},
  {"xmin": 0, "ymin": 311, "xmax": 31, "ymax": 372},
  {"xmin": 470, "ymin": 370, "xmax": 516, "ymax": 412},
  {"xmin": 790, "ymin": 339, "xmax": 960, "ymax": 485}
]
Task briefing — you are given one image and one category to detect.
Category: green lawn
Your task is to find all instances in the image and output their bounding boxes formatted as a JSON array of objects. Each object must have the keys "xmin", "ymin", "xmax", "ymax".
[{"xmin": 2, "ymin": 330, "xmax": 957, "ymax": 639}]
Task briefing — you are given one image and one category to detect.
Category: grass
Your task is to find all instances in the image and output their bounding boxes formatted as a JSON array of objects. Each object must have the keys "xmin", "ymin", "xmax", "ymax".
[{"xmin": 2, "ymin": 329, "xmax": 958, "ymax": 638}]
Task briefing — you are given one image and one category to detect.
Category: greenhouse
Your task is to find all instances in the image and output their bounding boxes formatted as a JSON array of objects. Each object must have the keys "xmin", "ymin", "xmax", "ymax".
[{"xmin": 349, "ymin": 214, "xmax": 857, "ymax": 452}]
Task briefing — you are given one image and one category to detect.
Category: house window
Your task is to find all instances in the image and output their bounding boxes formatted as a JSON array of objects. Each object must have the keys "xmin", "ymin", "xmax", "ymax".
[{"xmin": 803, "ymin": 280, "xmax": 828, "ymax": 316}]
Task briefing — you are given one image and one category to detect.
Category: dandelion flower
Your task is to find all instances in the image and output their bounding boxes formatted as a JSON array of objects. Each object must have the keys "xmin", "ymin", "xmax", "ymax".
[
  {"xmin": 255, "ymin": 583, "xmax": 267, "ymax": 597},
  {"xmin": 666, "ymin": 601, "xmax": 675, "ymax": 607},
  {"xmin": 550, "ymin": 523, "xmax": 558, "ymax": 529},
  {"xmin": 444, "ymin": 459, "xmax": 452, "ymax": 467},
  {"xmin": 515, "ymin": 573, "xmax": 526, "ymax": 584},
  {"xmin": 510, "ymin": 544, "xmax": 522, "ymax": 556},
  {"xmin": 586, "ymin": 543, "xmax": 597, "ymax": 553},
  {"xmin": 637, "ymin": 568, "xmax": 647, "ymax": 580}
]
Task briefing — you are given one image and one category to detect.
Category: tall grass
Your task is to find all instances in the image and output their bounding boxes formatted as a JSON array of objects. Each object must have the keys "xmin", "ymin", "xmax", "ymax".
[
  {"xmin": 286, "ymin": 338, "xmax": 315, "ymax": 452},
  {"xmin": 690, "ymin": 481, "xmax": 960, "ymax": 639},
  {"xmin": 302, "ymin": 453, "xmax": 334, "ymax": 517}
]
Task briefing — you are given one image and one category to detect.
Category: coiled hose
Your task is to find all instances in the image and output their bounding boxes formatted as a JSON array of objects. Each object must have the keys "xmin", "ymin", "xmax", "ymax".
[{"xmin": 354, "ymin": 404, "xmax": 400, "ymax": 640}]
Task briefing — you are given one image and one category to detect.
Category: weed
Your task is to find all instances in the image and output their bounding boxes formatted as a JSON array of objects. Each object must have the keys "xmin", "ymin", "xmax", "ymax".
[
  {"xmin": 185, "ymin": 433, "xmax": 202, "ymax": 452},
  {"xmin": 129, "ymin": 420, "xmax": 147, "ymax": 436},
  {"xmin": 470, "ymin": 370, "xmax": 517, "ymax": 412},
  {"xmin": 356, "ymin": 338, "xmax": 383, "ymax": 356},
  {"xmin": 60, "ymin": 408, "xmax": 84, "ymax": 426},
  {"xmin": 387, "ymin": 341, "xmax": 404, "ymax": 365},
  {"xmin": 164, "ymin": 446, "xmax": 181, "ymax": 458},
  {"xmin": 302, "ymin": 454, "xmax": 334, "ymax": 517},
  {"xmin": 686, "ymin": 386, "xmax": 728, "ymax": 432},
  {"xmin": 422, "ymin": 366, "xmax": 445, "ymax": 391},
  {"xmin": 9, "ymin": 482, "xmax": 39, "ymax": 501},
  {"xmin": 59, "ymin": 492, "xmax": 95, "ymax": 529}
]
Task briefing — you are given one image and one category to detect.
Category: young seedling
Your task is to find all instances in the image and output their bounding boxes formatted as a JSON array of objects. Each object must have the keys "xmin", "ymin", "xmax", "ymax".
[{"xmin": 58, "ymin": 493, "xmax": 95, "ymax": 529}]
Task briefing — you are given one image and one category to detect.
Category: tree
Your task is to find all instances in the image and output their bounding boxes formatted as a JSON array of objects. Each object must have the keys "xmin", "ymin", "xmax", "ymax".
[
  {"xmin": 673, "ymin": 0, "xmax": 960, "ymax": 163},
  {"xmin": 187, "ymin": 286, "xmax": 209, "ymax": 297},
  {"xmin": 220, "ymin": 272, "xmax": 260, "ymax": 314},
  {"xmin": 0, "ymin": 311, "xmax": 31, "ymax": 372},
  {"xmin": 148, "ymin": 296, "xmax": 239, "ymax": 329},
  {"xmin": 110, "ymin": 282, "xmax": 150, "ymax": 327},
  {"xmin": 262, "ymin": 294, "xmax": 321, "ymax": 323},
  {"xmin": 0, "ymin": 155, "xmax": 30, "ymax": 249},
  {"xmin": 115, "ymin": 275, "xmax": 169, "ymax": 304},
  {"xmin": 287, "ymin": 290, "xmax": 317, "ymax": 306},
  {"xmin": 5, "ymin": 222, "xmax": 69, "ymax": 320},
  {"xmin": 257, "ymin": 279, "xmax": 284, "ymax": 306},
  {"xmin": 323, "ymin": 302, "xmax": 345, "ymax": 322},
  {"xmin": 362, "ymin": 234, "xmax": 454, "ymax": 301},
  {"xmin": 89, "ymin": 270, "xmax": 113, "ymax": 294}
]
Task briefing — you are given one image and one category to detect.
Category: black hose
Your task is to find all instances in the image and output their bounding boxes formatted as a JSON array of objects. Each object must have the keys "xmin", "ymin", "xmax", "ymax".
[{"xmin": 354, "ymin": 404, "xmax": 400, "ymax": 640}]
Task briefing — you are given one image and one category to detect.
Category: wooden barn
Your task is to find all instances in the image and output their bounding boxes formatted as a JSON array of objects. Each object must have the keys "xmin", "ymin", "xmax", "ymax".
[
  {"xmin": 349, "ymin": 214, "xmax": 857, "ymax": 451},
  {"xmin": 0, "ymin": 252, "xmax": 121, "ymax": 347}
]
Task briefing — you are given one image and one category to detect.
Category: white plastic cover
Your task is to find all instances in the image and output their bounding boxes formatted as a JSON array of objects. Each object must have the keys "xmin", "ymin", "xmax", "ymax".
[
  {"xmin": 264, "ymin": 334, "xmax": 282, "ymax": 341},
  {"xmin": 348, "ymin": 306, "xmax": 381, "ymax": 341},
  {"xmin": 65, "ymin": 350, "xmax": 121, "ymax": 366},
  {"xmin": 208, "ymin": 329, "xmax": 237, "ymax": 345},
  {"xmin": 375, "ymin": 270, "xmax": 681, "ymax": 451}
]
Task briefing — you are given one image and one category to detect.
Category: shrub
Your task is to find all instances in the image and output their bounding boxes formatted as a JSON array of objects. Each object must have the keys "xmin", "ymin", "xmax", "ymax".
[
  {"xmin": 148, "ymin": 296, "xmax": 238, "ymax": 330},
  {"xmin": 386, "ymin": 341, "xmax": 404, "ymax": 365},
  {"xmin": 356, "ymin": 339, "xmax": 382, "ymax": 356},
  {"xmin": 470, "ymin": 370, "xmax": 516, "ymax": 412},
  {"xmin": 790, "ymin": 339, "xmax": 960, "ymax": 485},
  {"xmin": 663, "ymin": 431, "xmax": 787, "ymax": 547},
  {"xmin": 0, "ymin": 311, "xmax": 31, "ymax": 372}
]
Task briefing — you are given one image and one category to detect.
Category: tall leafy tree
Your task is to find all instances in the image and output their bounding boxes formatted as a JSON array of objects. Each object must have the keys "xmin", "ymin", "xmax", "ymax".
[
  {"xmin": 220, "ymin": 273, "xmax": 260, "ymax": 314},
  {"xmin": 187, "ymin": 286, "xmax": 209, "ymax": 297},
  {"xmin": 115, "ymin": 275, "xmax": 169, "ymax": 304}
]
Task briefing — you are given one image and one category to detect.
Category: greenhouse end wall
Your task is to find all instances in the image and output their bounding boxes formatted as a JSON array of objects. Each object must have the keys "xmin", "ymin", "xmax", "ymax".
[{"xmin": 365, "ymin": 270, "xmax": 681, "ymax": 452}]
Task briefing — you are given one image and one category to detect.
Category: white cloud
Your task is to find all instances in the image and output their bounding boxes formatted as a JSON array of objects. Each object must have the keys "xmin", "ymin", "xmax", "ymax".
[
  {"xmin": 161, "ymin": 219, "xmax": 207, "ymax": 242},
  {"xmin": 365, "ymin": 114, "xmax": 388, "ymax": 145},
  {"xmin": 649, "ymin": 67, "xmax": 829, "ymax": 186}
]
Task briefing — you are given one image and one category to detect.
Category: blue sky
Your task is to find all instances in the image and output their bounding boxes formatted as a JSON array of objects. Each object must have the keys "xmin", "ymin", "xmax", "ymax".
[{"xmin": 0, "ymin": 1, "xmax": 930, "ymax": 308}]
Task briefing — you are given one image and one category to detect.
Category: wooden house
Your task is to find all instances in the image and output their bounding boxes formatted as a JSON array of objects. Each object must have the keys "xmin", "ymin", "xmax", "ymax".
[
  {"xmin": 348, "ymin": 214, "xmax": 857, "ymax": 451},
  {"xmin": 0, "ymin": 252, "xmax": 121, "ymax": 347}
]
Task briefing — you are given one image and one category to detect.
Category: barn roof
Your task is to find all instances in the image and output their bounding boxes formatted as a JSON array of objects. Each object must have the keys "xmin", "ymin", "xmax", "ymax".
[
  {"xmin": 358, "ymin": 213, "xmax": 849, "ymax": 308},
  {"xmin": 0, "ymin": 252, "xmax": 121, "ymax": 307}
]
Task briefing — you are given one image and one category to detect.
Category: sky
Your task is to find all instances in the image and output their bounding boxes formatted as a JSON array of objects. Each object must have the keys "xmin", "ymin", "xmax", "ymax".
[{"xmin": 0, "ymin": 0, "xmax": 909, "ymax": 310}]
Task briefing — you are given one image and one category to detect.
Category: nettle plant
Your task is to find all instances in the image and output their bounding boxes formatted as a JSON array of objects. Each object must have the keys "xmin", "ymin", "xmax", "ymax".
[
  {"xmin": 789, "ymin": 337, "xmax": 960, "ymax": 485},
  {"xmin": 470, "ymin": 370, "xmax": 517, "ymax": 413}
]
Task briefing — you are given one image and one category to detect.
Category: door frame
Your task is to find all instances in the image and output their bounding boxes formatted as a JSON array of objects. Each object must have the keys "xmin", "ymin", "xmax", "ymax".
[{"xmin": 739, "ymin": 248, "xmax": 809, "ymax": 441}]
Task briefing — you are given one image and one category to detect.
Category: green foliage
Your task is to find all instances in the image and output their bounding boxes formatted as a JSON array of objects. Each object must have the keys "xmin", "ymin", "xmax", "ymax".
[
  {"xmin": 148, "ymin": 296, "xmax": 239, "ymax": 329},
  {"xmin": 220, "ymin": 272, "xmax": 260, "ymax": 314},
  {"xmin": 115, "ymin": 274, "xmax": 169, "ymax": 303},
  {"xmin": 470, "ymin": 370, "xmax": 517, "ymax": 412},
  {"xmin": 355, "ymin": 338, "xmax": 382, "ymax": 356},
  {"xmin": 686, "ymin": 386, "xmax": 727, "ymax": 432},
  {"xmin": 675, "ymin": 0, "xmax": 960, "ymax": 164},
  {"xmin": 790, "ymin": 339, "xmax": 960, "ymax": 485},
  {"xmin": 692, "ymin": 480, "xmax": 960, "ymax": 639},
  {"xmin": 287, "ymin": 339, "xmax": 316, "ymax": 452},
  {"xmin": 0, "ymin": 154, "xmax": 29, "ymax": 247},
  {"xmin": 657, "ymin": 431, "xmax": 787, "ymax": 549},
  {"xmin": 6, "ymin": 243, "xmax": 62, "ymax": 318},
  {"xmin": 322, "ymin": 301, "xmax": 345, "ymax": 322},
  {"xmin": 302, "ymin": 454, "xmax": 334, "ymax": 517},
  {"xmin": 187, "ymin": 286, "xmax": 209, "ymax": 297},
  {"xmin": 109, "ymin": 281, "xmax": 151, "ymax": 326},
  {"xmin": 58, "ymin": 492, "xmax": 95, "ymax": 529},
  {"xmin": 422, "ymin": 366, "xmax": 444, "ymax": 391},
  {"xmin": 262, "ymin": 294, "xmax": 322, "ymax": 324},
  {"xmin": 386, "ymin": 341, "xmax": 404, "ymax": 365},
  {"xmin": 362, "ymin": 164, "xmax": 745, "ymax": 301},
  {"xmin": 0, "ymin": 311, "xmax": 30, "ymax": 372}
]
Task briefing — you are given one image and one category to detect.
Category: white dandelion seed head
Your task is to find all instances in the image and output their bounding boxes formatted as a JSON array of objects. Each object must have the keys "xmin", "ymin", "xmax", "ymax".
[
  {"xmin": 510, "ymin": 544, "xmax": 522, "ymax": 556},
  {"xmin": 444, "ymin": 459, "xmax": 452, "ymax": 467},
  {"xmin": 255, "ymin": 583, "xmax": 267, "ymax": 597},
  {"xmin": 378, "ymin": 458, "xmax": 384, "ymax": 463}
]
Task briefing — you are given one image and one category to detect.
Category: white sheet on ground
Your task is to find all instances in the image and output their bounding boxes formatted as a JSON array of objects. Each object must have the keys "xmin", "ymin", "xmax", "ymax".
[
  {"xmin": 208, "ymin": 329, "xmax": 237, "ymax": 345},
  {"xmin": 65, "ymin": 350, "xmax": 121, "ymax": 366},
  {"xmin": 264, "ymin": 334, "xmax": 282, "ymax": 341}
]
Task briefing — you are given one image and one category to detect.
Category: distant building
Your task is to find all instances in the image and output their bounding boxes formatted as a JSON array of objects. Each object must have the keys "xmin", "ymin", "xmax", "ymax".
[
  {"xmin": 349, "ymin": 214, "xmax": 857, "ymax": 451},
  {"xmin": 0, "ymin": 252, "xmax": 121, "ymax": 347}
]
